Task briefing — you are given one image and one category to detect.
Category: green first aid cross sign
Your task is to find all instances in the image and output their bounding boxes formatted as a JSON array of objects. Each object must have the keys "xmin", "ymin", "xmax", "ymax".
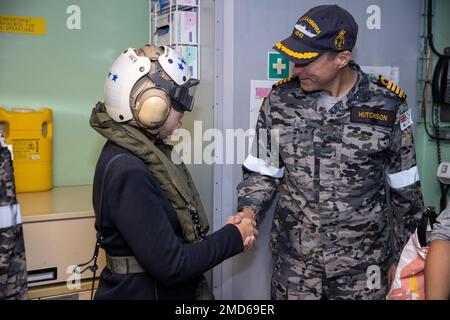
[{"xmin": 268, "ymin": 52, "xmax": 290, "ymax": 80}]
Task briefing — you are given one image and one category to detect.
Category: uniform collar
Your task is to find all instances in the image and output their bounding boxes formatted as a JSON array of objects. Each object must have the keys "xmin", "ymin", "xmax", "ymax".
[
  {"xmin": 317, "ymin": 61, "xmax": 369, "ymax": 113},
  {"xmin": 346, "ymin": 61, "xmax": 371, "ymax": 104}
]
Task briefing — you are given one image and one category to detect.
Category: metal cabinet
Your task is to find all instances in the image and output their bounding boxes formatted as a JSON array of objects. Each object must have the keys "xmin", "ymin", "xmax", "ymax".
[{"xmin": 18, "ymin": 185, "xmax": 105, "ymax": 300}]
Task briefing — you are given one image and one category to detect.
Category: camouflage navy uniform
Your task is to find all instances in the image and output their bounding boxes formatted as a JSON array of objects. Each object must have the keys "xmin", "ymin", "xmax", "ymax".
[
  {"xmin": 237, "ymin": 62, "xmax": 423, "ymax": 300},
  {"xmin": 0, "ymin": 133, "xmax": 27, "ymax": 300}
]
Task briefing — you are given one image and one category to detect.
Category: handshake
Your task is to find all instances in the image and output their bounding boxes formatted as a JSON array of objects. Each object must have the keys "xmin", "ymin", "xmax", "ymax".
[{"xmin": 227, "ymin": 208, "xmax": 259, "ymax": 252}]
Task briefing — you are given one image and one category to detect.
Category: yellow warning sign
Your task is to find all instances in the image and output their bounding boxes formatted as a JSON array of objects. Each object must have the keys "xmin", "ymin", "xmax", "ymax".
[
  {"xmin": 11, "ymin": 139, "xmax": 41, "ymax": 161},
  {"xmin": 0, "ymin": 14, "xmax": 46, "ymax": 35}
]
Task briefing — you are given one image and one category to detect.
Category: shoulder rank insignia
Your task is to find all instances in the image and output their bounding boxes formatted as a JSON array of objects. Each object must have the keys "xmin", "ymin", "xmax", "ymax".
[
  {"xmin": 376, "ymin": 75, "xmax": 407, "ymax": 102},
  {"xmin": 272, "ymin": 74, "xmax": 298, "ymax": 88}
]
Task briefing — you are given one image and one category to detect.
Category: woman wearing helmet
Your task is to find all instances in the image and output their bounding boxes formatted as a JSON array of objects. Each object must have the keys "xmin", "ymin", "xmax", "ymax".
[{"xmin": 89, "ymin": 45, "xmax": 257, "ymax": 300}]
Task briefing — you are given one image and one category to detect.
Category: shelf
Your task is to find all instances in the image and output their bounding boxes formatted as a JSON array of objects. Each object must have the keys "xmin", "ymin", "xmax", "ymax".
[
  {"xmin": 151, "ymin": 0, "xmax": 201, "ymax": 79},
  {"xmin": 157, "ymin": 4, "xmax": 199, "ymax": 15},
  {"xmin": 17, "ymin": 185, "xmax": 94, "ymax": 223},
  {"xmin": 169, "ymin": 42, "xmax": 199, "ymax": 46}
]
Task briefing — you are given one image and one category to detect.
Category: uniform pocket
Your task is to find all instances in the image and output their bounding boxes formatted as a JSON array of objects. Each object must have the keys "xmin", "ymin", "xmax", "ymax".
[
  {"xmin": 277, "ymin": 119, "xmax": 314, "ymax": 186},
  {"xmin": 339, "ymin": 124, "xmax": 391, "ymax": 191},
  {"xmin": 341, "ymin": 124, "xmax": 390, "ymax": 163}
]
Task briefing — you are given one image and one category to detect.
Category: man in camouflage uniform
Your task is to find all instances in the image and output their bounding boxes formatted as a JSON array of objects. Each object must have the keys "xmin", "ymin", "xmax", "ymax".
[
  {"xmin": 236, "ymin": 5, "xmax": 423, "ymax": 299},
  {"xmin": 0, "ymin": 131, "xmax": 28, "ymax": 300}
]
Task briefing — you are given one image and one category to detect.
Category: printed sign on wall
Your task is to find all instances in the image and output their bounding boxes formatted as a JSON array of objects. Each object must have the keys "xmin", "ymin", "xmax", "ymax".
[
  {"xmin": 0, "ymin": 14, "xmax": 46, "ymax": 35},
  {"xmin": 361, "ymin": 65, "xmax": 400, "ymax": 84},
  {"xmin": 249, "ymin": 80, "xmax": 276, "ymax": 127},
  {"xmin": 267, "ymin": 52, "xmax": 290, "ymax": 80}
]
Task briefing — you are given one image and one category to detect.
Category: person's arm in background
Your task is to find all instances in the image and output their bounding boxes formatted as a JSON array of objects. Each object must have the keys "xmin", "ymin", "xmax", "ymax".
[
  {"xmin": 425, "ymin": 206, "xmax": 450, "ymax": 300},
  {"xmin": 236, "ymin": 96, "xmax": 283, "ymax": 222},
  {"xmin": 386, "ymin": 102, "xmax": 424, "ymax": 284}
]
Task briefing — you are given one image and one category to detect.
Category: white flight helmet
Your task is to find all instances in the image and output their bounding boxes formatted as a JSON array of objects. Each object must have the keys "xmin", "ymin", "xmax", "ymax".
[{"xmin": 104, "ymin": 45, "xmax": 198, "ymax": 130}]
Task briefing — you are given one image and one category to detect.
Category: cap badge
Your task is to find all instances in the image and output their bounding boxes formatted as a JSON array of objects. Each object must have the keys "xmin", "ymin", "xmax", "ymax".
[
  {"xmin": 335, "ymin": 29, "xmax": 346, "ymax": 50},
  {"xmin": 294, "ymin": 16, "xmax": 321, "ymax": 39},
  {"xmin": 295, "ymin": 23, "xmax": 317, "ymax": 38}
]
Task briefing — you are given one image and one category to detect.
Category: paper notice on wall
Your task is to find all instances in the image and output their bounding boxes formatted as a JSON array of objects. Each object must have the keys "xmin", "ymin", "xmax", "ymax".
[
  {"xmin": 180, "ymin": 46, "xmax": 198, "ymax": 78},
  {"xmin": 361, "ymin": 65, "xmax": 400, "ymax": 84},
  {"xmin": 250, "ymin": 80, "xmax": 276, "ymax": 130},
  {"xmin": 178, "ymin": 11, "xmax": 197, "ymax": 44},
  {"xmin": 0, "ymin": 14, "xmax": 46, "ymax": 35}
]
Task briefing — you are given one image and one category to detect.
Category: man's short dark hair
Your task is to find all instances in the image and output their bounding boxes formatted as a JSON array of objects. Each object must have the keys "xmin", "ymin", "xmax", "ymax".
[{"xmin": 325, "ymin": 51, "xmax": 340, "ymax": 60}]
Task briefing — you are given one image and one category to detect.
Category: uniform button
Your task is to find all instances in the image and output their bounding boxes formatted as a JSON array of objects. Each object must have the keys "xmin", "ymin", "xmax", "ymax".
[{"xmin": 193, "ymin": 218, "xmax": 199, "ymax": 224}]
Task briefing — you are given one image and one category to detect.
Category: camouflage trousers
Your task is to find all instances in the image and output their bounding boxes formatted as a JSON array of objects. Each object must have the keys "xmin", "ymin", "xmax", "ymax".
[
  {"xmin": 269, "ymin": 203, "xmax": 389, "ymax": 300},
  {"xmin": 0, "ymin": 225, "xmax": 28, "ymax": 300},
  {"xmin": 270, "ymin": 253, "xmax": 388, "ymax": 300}
]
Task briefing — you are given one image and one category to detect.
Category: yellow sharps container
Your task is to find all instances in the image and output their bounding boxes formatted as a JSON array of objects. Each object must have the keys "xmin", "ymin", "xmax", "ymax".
[{"xmin": 0, "ymin": 108, "xmax": 53, "ymax": 192}]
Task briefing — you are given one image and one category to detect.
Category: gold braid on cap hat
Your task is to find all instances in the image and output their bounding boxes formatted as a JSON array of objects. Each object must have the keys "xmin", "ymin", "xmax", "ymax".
[{"xmin": 275, "ymin": 42, "xmax": 319, "ymax": 60}]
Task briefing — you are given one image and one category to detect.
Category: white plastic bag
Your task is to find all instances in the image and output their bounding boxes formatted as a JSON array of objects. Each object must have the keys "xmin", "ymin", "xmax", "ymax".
[{"xmin": 386, "ymin": 230, "xmax": 428, "ymax": 300}]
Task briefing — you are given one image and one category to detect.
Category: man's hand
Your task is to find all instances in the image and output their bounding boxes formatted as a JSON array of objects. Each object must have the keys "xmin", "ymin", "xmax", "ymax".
[{"xmin": 229, "ymin": 208, "xmax": 256, "ymax": 224}]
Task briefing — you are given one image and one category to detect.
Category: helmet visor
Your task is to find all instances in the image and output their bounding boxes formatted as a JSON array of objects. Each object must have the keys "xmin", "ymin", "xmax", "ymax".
[
  {"xmin": 170, "ymin": 78, "xmax": 199, "ymax": 112},
  {"xmin": 148, "ymin": 74, "xmax": 199, "ymax": 113}
]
